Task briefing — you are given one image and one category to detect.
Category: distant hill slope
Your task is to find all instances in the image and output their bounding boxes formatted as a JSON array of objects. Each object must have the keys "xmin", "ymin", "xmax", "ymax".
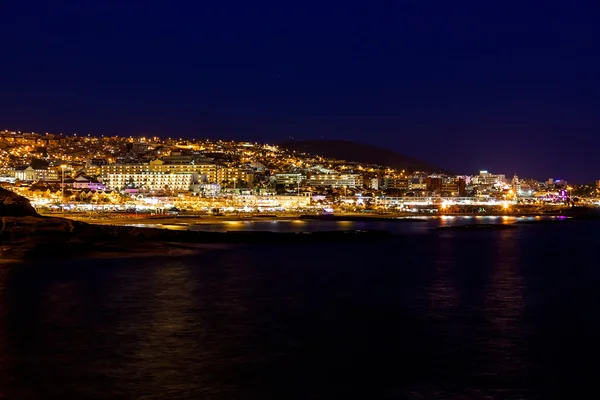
[{"xmin": 279, "ymin": 140, "xmax": 444, "ymax": 173}]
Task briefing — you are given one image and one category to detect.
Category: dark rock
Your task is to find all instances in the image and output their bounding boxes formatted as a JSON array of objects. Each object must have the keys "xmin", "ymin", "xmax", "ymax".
[{"xmin": 0, "ymin": 188, "xmax": 39, "ymax": 217}]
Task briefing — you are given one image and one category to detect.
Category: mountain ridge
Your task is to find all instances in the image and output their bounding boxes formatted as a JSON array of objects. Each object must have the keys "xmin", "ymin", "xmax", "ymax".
[{"xmin": 278, "ymin": 140, "xmax": 445, "ymax": 173}]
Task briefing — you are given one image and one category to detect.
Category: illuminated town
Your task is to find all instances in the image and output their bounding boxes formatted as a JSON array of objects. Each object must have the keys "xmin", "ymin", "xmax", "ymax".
[{"xmin": 1, "ymin": 129, "xmax": 598, "ymax": 217}]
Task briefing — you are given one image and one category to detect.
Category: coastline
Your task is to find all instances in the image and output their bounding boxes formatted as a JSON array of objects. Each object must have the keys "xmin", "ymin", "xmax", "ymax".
[
  {"xmin": 45, "ymin": 207, "xmax": 595, "ymax": 226},
  {"xmin": 0, "ymin": 215, "xmax": 397, "ymax": 263},
  {"xmin": 2, "ymin": 190, "xmax": 597, "ymax": 263}
]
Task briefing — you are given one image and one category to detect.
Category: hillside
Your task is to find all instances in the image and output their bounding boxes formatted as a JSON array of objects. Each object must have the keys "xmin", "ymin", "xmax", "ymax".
[{"xmin": 279, "ymin": 140, "xmax": 444, "ymax": 173}]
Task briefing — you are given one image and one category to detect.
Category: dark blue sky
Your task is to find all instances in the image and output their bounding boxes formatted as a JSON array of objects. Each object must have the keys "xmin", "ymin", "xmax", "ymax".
[{"xmin": 1, "ymin": 0, "xmax": 599, "ymax": 182}]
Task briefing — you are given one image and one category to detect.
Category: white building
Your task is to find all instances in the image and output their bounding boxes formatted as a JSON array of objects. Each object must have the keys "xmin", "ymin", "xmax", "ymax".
[
  {"xmin": 306, "ymin": 174, "xmax": 363, "ymax": 188},
  {"xmin": 369, "ymin": 177, "xmax": 380, "ymax": 190},
  {"xmin": 475, "ymin": 170, "xmax": 505, "ymax": 186},
  {"xmin": 103, "ymin": 172, "xmax": 196, "ymax": 192},
  {"xmin": 15, "ymin": 166, "xmax": 37, "ymax": 181}
]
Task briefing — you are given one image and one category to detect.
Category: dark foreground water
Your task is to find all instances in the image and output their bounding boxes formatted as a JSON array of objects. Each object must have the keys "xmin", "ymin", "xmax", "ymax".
[{"xmin": 1, "ymin": 220, "xmax": 600, "ymax": 399}]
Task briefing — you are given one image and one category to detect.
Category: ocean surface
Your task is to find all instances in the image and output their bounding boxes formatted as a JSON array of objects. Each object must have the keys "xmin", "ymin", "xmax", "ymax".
[
  {"xmin": 1, "ymin": 218, "xmax": 600, "ymax": 399},
  {"xmin": 127, "ymin": 215, "xmax": 566, "ymax": 234}
]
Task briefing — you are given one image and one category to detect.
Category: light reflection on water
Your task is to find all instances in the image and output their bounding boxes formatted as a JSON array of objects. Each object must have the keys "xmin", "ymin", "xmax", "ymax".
[
  {"xmin": 125, "ymin": 216, "xmax": 566, "ymax": 234},
  {"xmin": 427, "ymin": 236, "xmax": 460, "ymax": 319},
  {"xmin": 483, "ymin": 230, "xmax": 526, "ymax": 383},
  {"xmin": 1, "ymin": 222, "xmax": 600, "ymax": 399},
  {"xmin": 119, "ymin": 215, "xmax": 568, "ymax": 233}
]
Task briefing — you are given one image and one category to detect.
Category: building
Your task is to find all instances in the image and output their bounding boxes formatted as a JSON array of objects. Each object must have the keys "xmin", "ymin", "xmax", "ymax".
[
  {"xmin": 40, "ymin": 168, "xmax": 59, "ymax": 181},
  {"xmin": 160, "ymin": 155, "xmax": 195, "ymax": 164},
  {"xmin": 217, "ymin": 167, "xmax": 250, "ymax": 185},
  {"xmin": 275, "ymin": 174, "xmax": 304, "ymax": 185},
  {"xmin": 103, "ymin": 172, "xmax": 196, "ymax": 192},
  {"xmin": 15, "ymin": 166, "xmax": 37, "ymax": 181},
  {"xmin": 426, "ymin": 176, "xmax": 466, "ymax": 196},
  {"xmin": 73, "ymin": 175, "xmax": 107, "ymax": 191},
  {"xmin": 383, "ymin": 176, "xmax": 409, "ymax": 190},
  {"xmin": 87, "ymin": 158, "xmax": 108, "ymax": 167},
  {"xmin": 99, "ymin": 160, "xmax": 221, "ymax": 185},
  {"xmin": 546, "ymin": 178, "xmax": 568, "ymax": 187},
  {"xmin": 190, "ymin": 183, "xmax": 221, "ymax": 196},
  {"xmin": 306, "ymin": 174, "xmax": 362, "ymax": 188},
  {"xmin": 425, "ymin": 176, "xmax": 443, "ymax": 192},
  {"xmin": 249, "ymin": 161, "xmax": 266, "ymax": 172},
  {"xmin": 410, "ymin": 182, "xmax": 427, "ymax": 191},
  {"xmin": 101, "ymin": 164, "xmax": 148, "ymax": 176},
  {"xmin": 475, "ymin": 170, "xmax": 505, "ymax": 186},
  {"xmin": 512, "ymin": 174, "xmax": 520, "ymax": 194},
  {"xmin": 0, "ymin": 166, "xmax": 16, "ymax": 179},
  {"xmin": 193, "ymin": 163, "xmax": 218, "ymax": 183},
  {"xmin": 441, "ymin": 178, "xmax": 466, "ymax": 196},
  {"xmin": 14, "ymin": 159, "xmax": 59, "ymax": 182},
  {"xmin": 368, "ymin": 177, "xmax": 381, "ymax": 190},
  {"xmin": 149, "ymin": 159, "xmax": 218, "ymax": 183}
]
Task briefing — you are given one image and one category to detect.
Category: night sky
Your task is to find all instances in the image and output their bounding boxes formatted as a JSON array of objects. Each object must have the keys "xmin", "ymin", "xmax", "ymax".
[{"xmin": 1, "ymin": 1, "xmax": 599, "ymax": 182}]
